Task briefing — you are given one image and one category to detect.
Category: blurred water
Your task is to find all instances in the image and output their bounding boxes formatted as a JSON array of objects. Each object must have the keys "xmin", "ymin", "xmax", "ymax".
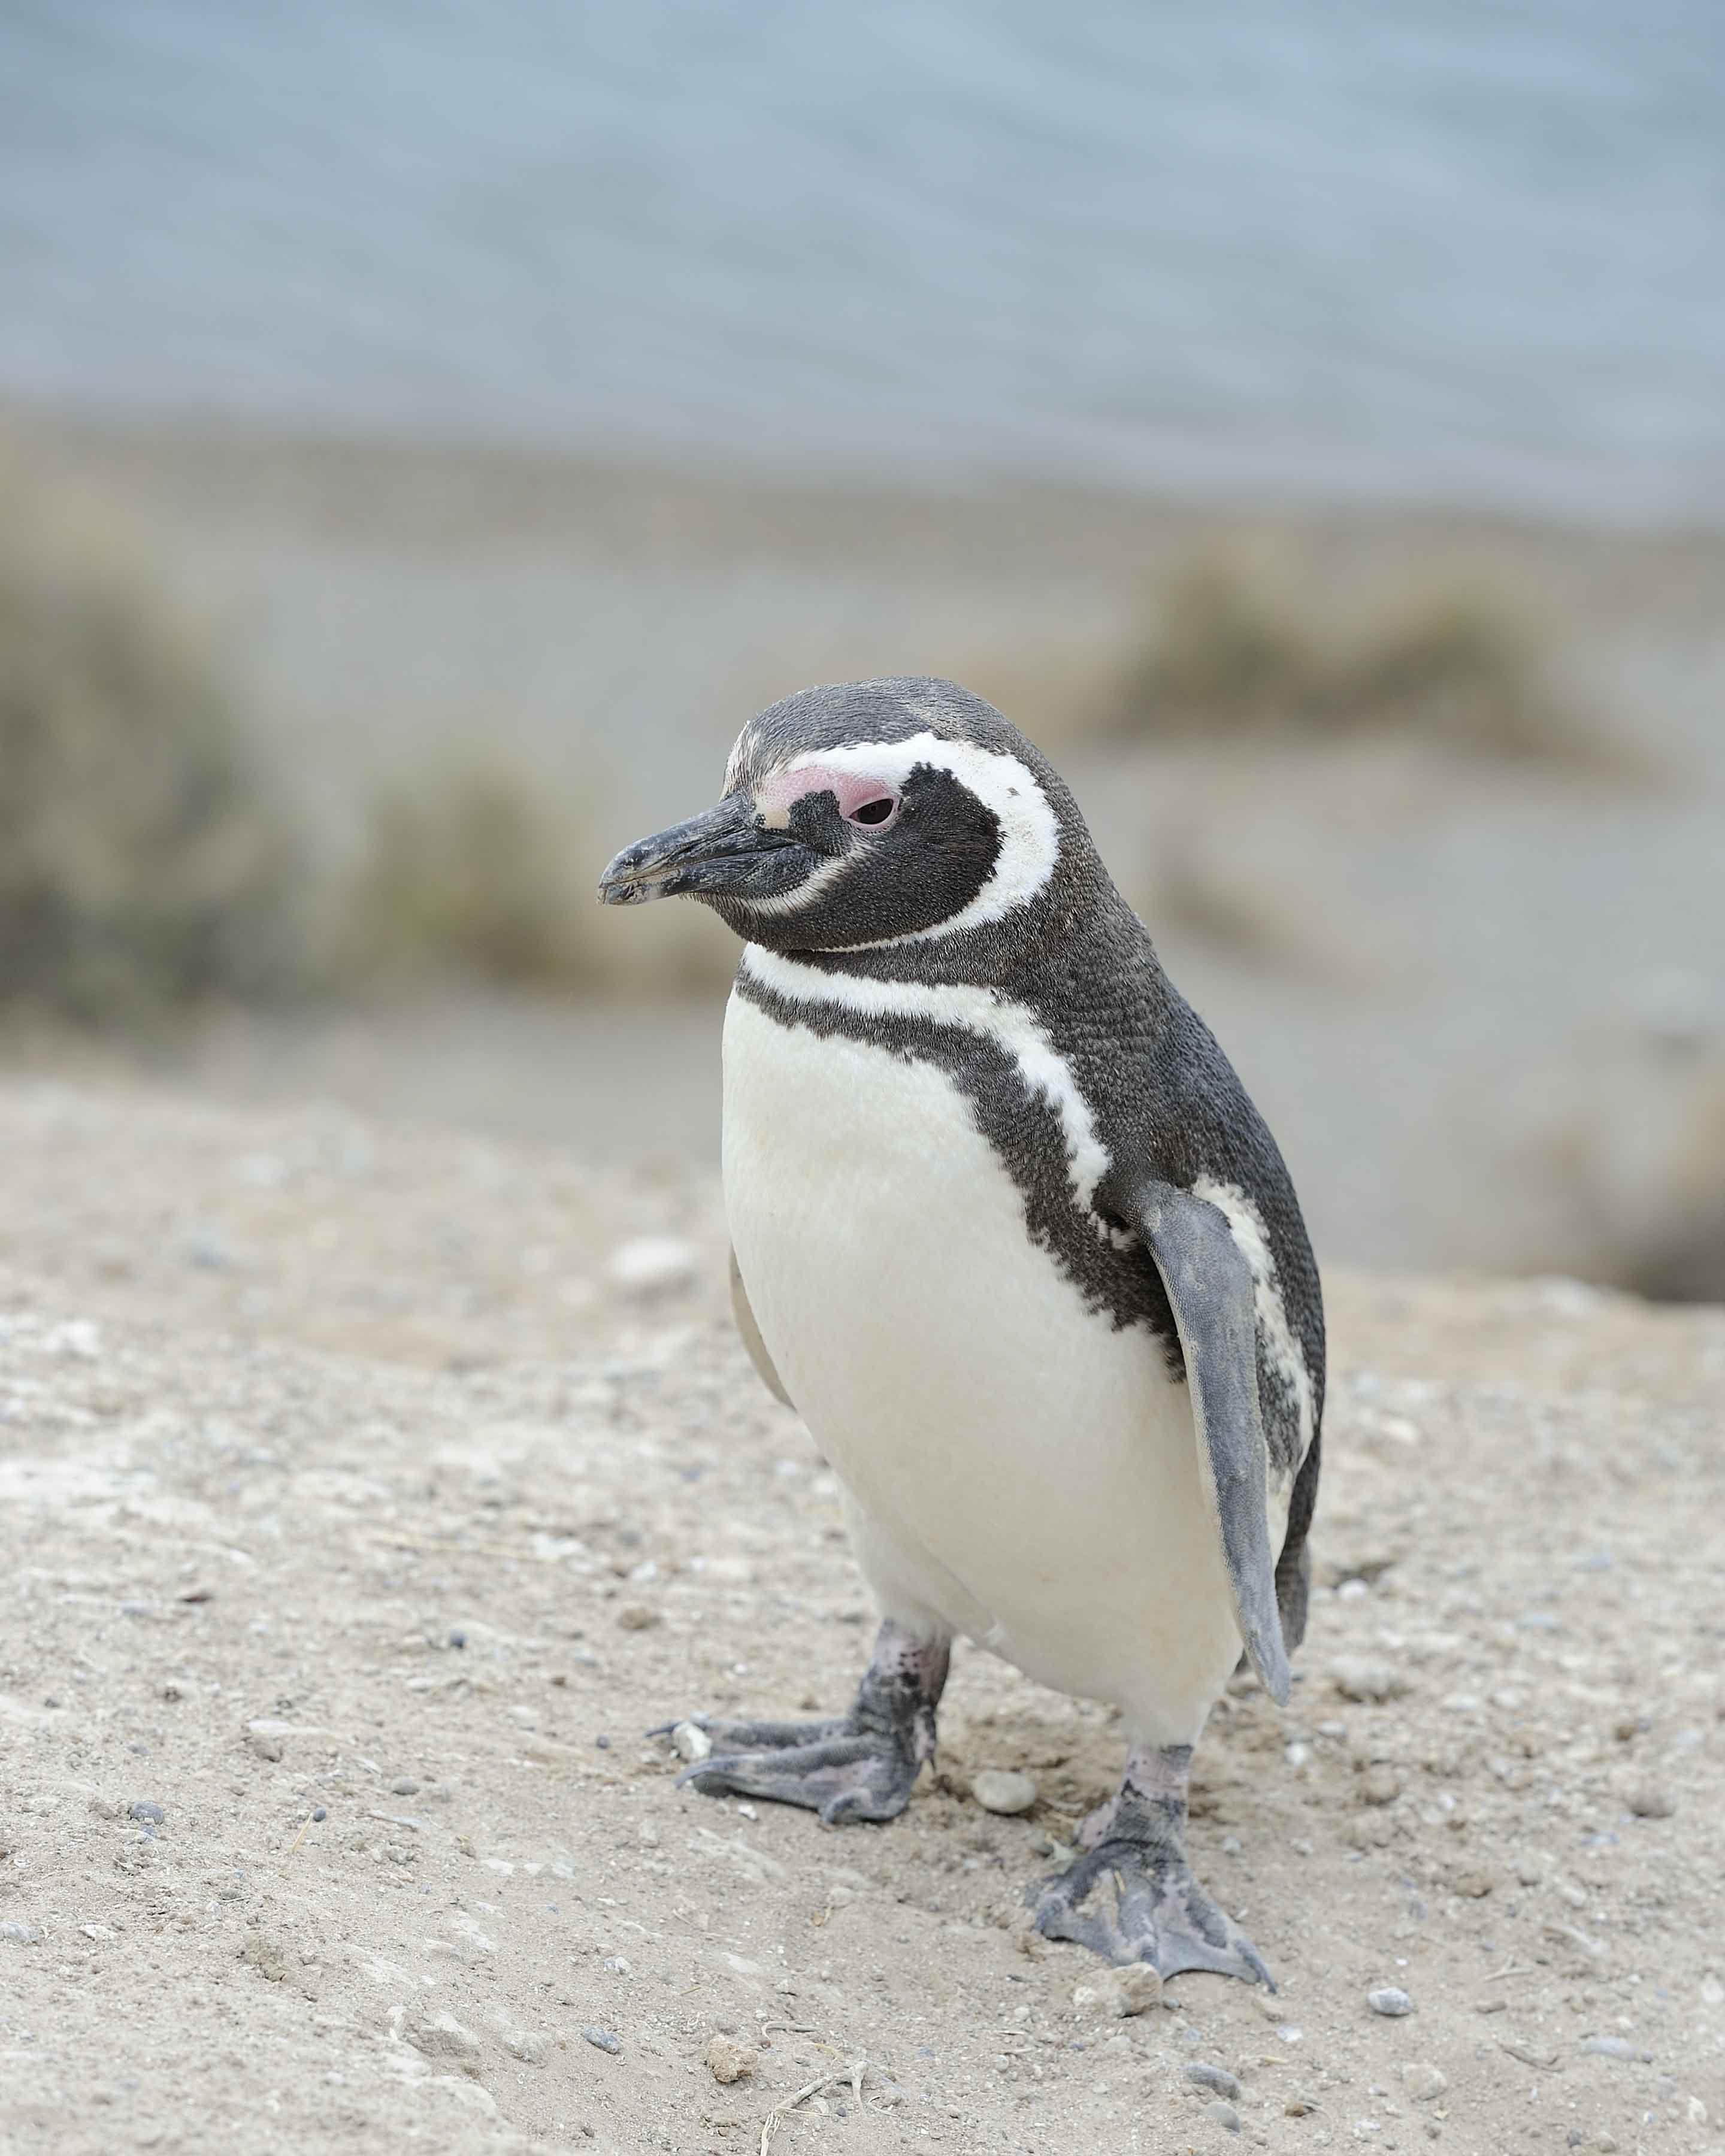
[{"xmin": 3, "ymin": 1, "xmax": 1721, "ymax": 520}]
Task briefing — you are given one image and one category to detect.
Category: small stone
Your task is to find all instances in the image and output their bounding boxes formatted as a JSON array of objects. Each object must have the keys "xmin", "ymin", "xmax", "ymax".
[
  {"xmin": 404, "ymin": 2010, "xmax": 483, "ymax": 2075},
  {"xmin": 1072, "ymin": 1964, "xmax": 1163, "ymax": 2017},
  {"xmin": 1626, "ymin": 1784, "xmax": 1674, "ymax": 1819},
  {"xmin": 1400, "ymin": 2064, "xmax": 1447, "ymax": 2101},
  {"xmin": 1185, "ymin": 2064, "xmax": 1242, "ymax": 2099},
  {"xmin": 1203, "ymin": 2100, "xmax": 1241, "ymax": 2133},
  {"xmin": 502, "ymin": 2028, "xmax": 547, "ymax": 2064},
  {"xmin": 311, "ymin": 1807, "xmax": 327, "ymax": 1822},
  {"xmin": 1284, "ymin": 2094, "xmax": 1319, "ymax": 2116},
  {"xmin": 972, "ymin": 1769, "xmax": 1037, "ymax": 1816},
  {"xmin": 1500, "ymin": 2037, "xmax": 1558, "ymax": 2068},
  {"xmin": 670, "ymin": 1721, "xmax": 712, "ymax": 1763},
  {"xmin": 582, "ymin": 2026, "xmax": 622, "ymax": 2055},
  {"xmin": 704, "ymin": 2034, "xmax": 756, "ymax": 2085},
  {"xmin": 245, "ymin": 1724, "xmax": 285, "ymax": 1763},
  {"xmin": 616, "ymin": 1604, "xmax": 661, "ymax": 1631},
  {"xmin": 1367, "ymin": 1987, "xmax": 1414, "ymax": 2018},
  {"xmin": 607, "ymin": 1237, "xmax": 700, "ymax": 1298},
  {"xmin": 1, "ymin": 1922, "xmax": 42, "ymax": 1945},
  {"xmin": 1702, "ymin": 1975, "xmax": 1724, "ymax": 2007},
  {"xmin": 128, "ymin": 1800, "xmax": 166, "ymax": 1825},
  {"xmin": 1359, "ymin": 1765, "xmax": 1402, "ymax": 1807},
  {"xmin": 1579, "ymin": 2035, "xmax": 1645, "ymax": 2061},
  {"xmin": 390, "ymin": 1777, "xmax": 420, "ymax": 1795},
  {"xmin": 1332, "ymin": 1659, "xmax": 1409, "ymax": 1704}
]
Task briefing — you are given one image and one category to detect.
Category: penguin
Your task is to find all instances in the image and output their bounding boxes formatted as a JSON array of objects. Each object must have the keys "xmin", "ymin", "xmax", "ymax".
[{"xmin": 598, "ymin": 677, "xmax": 1322, "ymax": 1986}]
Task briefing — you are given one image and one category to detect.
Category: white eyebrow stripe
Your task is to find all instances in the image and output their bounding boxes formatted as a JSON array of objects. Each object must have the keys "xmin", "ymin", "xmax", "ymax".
[{"xmin": 763, "ymin": 732, "xmax": 1060, "ymax": 946}]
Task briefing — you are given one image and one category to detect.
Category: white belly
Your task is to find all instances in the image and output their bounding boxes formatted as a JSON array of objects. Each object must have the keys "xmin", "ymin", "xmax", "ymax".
[{"xmin": 722, "ymin": 988, "xmax": 1244, "ymax": 1743}]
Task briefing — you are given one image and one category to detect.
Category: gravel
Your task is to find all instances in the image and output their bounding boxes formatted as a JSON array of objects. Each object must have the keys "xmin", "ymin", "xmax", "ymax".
[
  {"xmin": 1184, "ymin": 2063, "xmax": 1242, "ymax": 2099},
  {"xmin": 1, "ymin": 1076, "xmax": 1719, "ymax": 2156},
  {"xmin": 582, "ymin": 2027, "xmax": 623, "ymax": 2055},
  {"xmin": 1367, "ymin": 1986, "xmax": 1414, "ymax": 2017},
  {"xmin": 970, "ymin": 1768, "xmax": 1037, "ymax": 1815},
  {"xmin": 704, "ymin": 2034, "xmax": 755, "ymax": 2084}
]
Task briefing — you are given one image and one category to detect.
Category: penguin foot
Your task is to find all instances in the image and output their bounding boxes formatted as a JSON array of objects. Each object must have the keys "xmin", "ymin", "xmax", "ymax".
[
  {"xmin": 1029, "ymin": 1741, "xmax": 1275, "ymax": 1988},
  {"xmin": 654, "ymin": 1619, "xmax": 950, "ymax": 1828}
]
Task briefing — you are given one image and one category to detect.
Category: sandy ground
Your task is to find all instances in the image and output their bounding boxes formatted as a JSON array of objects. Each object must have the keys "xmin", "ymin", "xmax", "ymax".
[{"xmin": 2, "ymin": 1075, "xmax": 1723, "ymax": 2156}]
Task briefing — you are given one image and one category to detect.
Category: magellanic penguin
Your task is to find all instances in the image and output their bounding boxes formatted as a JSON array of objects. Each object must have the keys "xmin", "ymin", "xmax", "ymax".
[{"xmin": 598, "ymin": 678, "xmax": 1322, "ymax": 1987}]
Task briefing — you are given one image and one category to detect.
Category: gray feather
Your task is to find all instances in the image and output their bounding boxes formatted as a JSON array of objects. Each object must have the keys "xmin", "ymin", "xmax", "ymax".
[{"xmin": 1135, "ymin": 1180, "xmax": 1291, "ymax": 1706}]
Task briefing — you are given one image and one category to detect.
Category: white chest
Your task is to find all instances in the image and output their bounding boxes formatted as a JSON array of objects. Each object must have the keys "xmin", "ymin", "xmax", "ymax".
[{"xmin": 722, "ymin": 983, "xmax": 1244, "ymax": 1739}]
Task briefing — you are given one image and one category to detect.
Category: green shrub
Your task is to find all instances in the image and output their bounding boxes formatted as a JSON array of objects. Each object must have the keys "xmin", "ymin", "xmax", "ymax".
[
  {"xmin": 337, "ymin": 767, "xmax": 734, "ymax": 997},
  {"xmin": 1108, "ymin": 562, "xmax": 1612, "ymax": 766},
  {"xmin": 0, "ymin": 455, "xmax": 301, "ymax": 1018}
]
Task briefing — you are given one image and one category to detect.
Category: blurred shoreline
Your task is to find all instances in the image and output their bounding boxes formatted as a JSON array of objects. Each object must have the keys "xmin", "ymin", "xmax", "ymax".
[{"xmin": 5, "ymin": 406, "xmax": 1724, "ymax": 1297}]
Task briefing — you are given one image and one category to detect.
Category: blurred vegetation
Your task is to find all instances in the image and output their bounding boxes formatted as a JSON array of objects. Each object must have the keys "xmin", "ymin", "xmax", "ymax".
[
  {"xmin": 1104, "ymin": 562, "xmax": 1621, "ymax": 767},
  {"xmin": 335, "ymin": 767, "xmax": 734, "ymax": 996},
  {"xmin": 0, "ymin": 455, "xmax": 302, "ymax": 1021}
]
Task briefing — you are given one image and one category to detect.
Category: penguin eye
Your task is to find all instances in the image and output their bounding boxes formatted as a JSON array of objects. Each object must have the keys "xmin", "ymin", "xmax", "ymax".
[{"xmin": 848, "ymin": 797, "xmax": 897, "ymax": 827}]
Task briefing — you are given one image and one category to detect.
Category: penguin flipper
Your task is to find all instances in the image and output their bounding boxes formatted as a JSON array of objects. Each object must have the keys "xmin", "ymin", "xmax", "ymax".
[
  {"xmin": 729, "ymin": 1247, "xmax": 795, "ymax": 1409},
  {"xmin": 1135, "ymin": 1180, "xmax": 1292, "ymax": 1707}
]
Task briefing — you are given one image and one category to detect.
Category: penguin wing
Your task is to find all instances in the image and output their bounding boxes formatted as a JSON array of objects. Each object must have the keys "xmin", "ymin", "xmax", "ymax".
[
  {"xmin": 729, "ymin": 1247, "xmax": 795, "ymax": 1409},
  {"xmin": 1136, "ymin": 1180, "xmax": 1292, "ymax": 1707}
]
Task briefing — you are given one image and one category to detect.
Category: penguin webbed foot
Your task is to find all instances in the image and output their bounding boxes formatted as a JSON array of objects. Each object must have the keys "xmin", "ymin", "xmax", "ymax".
[
  {"xmin": 671, "ymin": 1716, "xmax": 922, "ymax": 1826},
  {"xmin": 655, "ymin": 1618, "xmax": 951, "ymax": 1830},
  {"xmin": 1030, "ymin": 1741, "xmax": 1275, "ymax": 1989}
]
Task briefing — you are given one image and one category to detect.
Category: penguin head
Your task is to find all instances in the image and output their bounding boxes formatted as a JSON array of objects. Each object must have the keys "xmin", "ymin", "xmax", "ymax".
[{"xmin": 598, "ymin": 677, "xmax": 1077, "ymax": 953}]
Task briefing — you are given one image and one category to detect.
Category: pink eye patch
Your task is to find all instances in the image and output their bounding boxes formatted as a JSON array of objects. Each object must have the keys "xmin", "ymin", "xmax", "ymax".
[{"xmin": 756, "ymin": 762, "xmax": 899, "ymax": 828}]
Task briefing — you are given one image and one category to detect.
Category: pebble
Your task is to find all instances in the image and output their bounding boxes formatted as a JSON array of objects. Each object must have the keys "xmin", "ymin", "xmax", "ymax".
[
  {"xmin": 616, "ymin": 1604, "xmax": 661, "ymax": 1631},
  {"xmin": 1367, "ymin": 1987, "xmax": 1414, "ymax": 2018},
  {"xmin": 1332, "ymin": 1660, "xmax": 1409, "ymax": 1704},
  {"xmin": 128, "ymin": 1800, "xmax": 166, "ymax": 1825},
  {"xmin": 404, "ymin": 2010, "xmax": 483, "ymax": 2074},
  {"xmin": 1626, "ymin": 1784, "xmax": 1674, "ymax": 1819},
  {"xmin": 1203, "ymin": 2100, "xmax": 1241, "ymax": 2133},
  {"xmin": 1500, "ymin": 2037, "xmax": 1558, "ymax": 2068},
  {"xmin": 704, "ymin": 2034, "xmax": 756, "ymax": 2084},
  {"xmin": 972, "ymin": 1769, "xmax": 1037, "ymax": 1816},
  {"xmin": 501, "ymin": 2028, "xmax": 547, "ymax": 2065},
  {"xmin": 1185, "ymin": 2064, "xmax": 1242, "ymax": 2099},
  {"xmin": 582, "ymin": 2026, "xmax": 622, "ymax": 2055},
  {"xmin": 1400, "ymin": 2064, "xmax": 1448, "ymax": 2101},
  {"xmin": 1, "ymin": 1921, "xmax": 42, "ymax": 1945},
  {"xmin": 1580, "ymin": 2036, "xmax": 1648, "ymax": 2061},
  {"xmin": 607, "ymin": 1237, "xmax": 700, "ymax": 1298},
  {"xmin": 1284, "ymin": 2094, "xmax": 1319, "ymax": 2116},
  {"xmin": 1359, "ymin": 1765, "xmax": 1402, "ymax": 1807},
  {"xmin": 1072, "ymin": 1964, "xmax": 1163, "ymax": 2017},
  {"xmin": 670, "ymin": 1721, "xmax": 713, "ymax": 1763},
  {"xmin": 391, "ymin": 1777, "xmax": 419, "ymax": 1795}
]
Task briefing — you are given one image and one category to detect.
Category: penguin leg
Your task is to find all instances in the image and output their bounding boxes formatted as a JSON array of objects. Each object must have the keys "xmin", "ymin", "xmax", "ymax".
[
  {"xmin": 657, "ymin": 1621, "xmax": 949, "ymax": 1827},
  {"xmin": 1030, "ymin": 1741, "xmax": 1274, "ymax": 1988}
]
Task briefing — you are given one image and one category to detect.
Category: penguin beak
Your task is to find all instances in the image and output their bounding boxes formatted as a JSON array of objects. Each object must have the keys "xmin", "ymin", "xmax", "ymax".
[{"xmin": 597, "ymin": 792, "xmax": 802, "ymax": 907}]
